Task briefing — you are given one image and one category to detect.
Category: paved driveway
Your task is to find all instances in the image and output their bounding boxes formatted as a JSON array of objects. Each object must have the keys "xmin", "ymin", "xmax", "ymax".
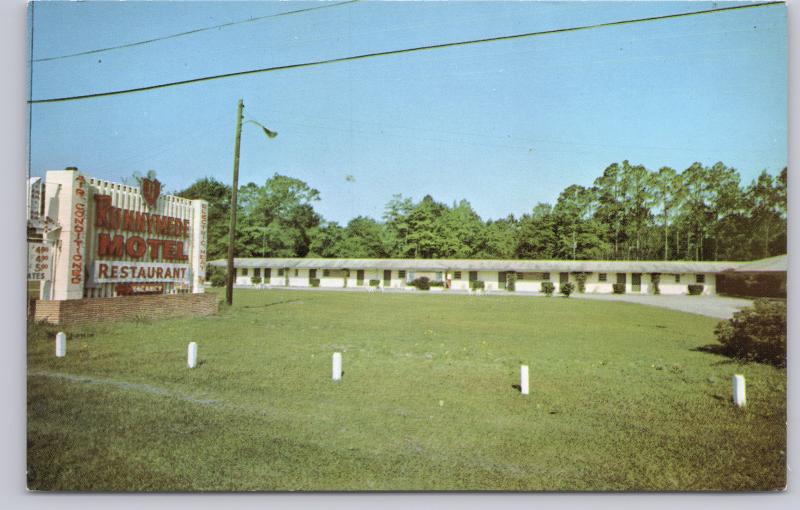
[{"xmin": 571, "ymin": 293, "xmax": 753, "ymax": 319}]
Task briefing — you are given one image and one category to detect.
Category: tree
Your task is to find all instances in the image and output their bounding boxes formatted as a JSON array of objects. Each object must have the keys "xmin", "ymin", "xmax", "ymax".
[
  {"xmin": 406, "ymin": 195, "xmax": 447, "ymax": 258},
  {"xmin": 552, "ymin": 185, "xmax": 602, "ymax": 259},
  {"xmin": 593, "ymin": 163, "xmax": 626, "ymax": 259},
  {"xmin": 383, "ymin": 194, "xmax": 415, "ymax": 257},
  {"xmin": 337, "ymin": 216, "xmax": 389, "ymax": 257},
  {"xmin": 308, "ymin": 221, "xmax": 346, "ymax": 258},
  {"xmin": 479, "ymin": 215, "xmax": 518, "ymax": 259},
  {"xmin": 746, "ymin": 170, "xmax": 783, "ymax": 258},
  {"xmin": 515, "ymin": 203, "xmax": 556, "ymax": 259},
  {"xmin": 438, "ymin": 199, "xmax": 484, "ymax": 258},
  {"xmin": 619, "ymin": 161, "xmax": 653, "ymax": 260},
  {"xmin": 650, "ymin": 167, "xmax": 682, "ymax": 260},
  {"xmin": 249, "ymin": 174, "xmax": 322, "ymax": 257},
  {"xmin": 176, "ymin": 177, "xmax": 232, "ymax": 261}
]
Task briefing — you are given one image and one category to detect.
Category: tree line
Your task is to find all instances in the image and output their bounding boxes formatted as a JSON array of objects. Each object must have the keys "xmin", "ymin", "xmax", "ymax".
[{"xmin": 176, "ymin": 160, "xmax": 786, "ymax": 263}]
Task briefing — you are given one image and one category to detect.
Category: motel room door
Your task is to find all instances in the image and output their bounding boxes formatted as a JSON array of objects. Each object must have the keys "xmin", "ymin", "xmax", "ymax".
[
  {"xmin": 559, "ymin": 272, "xmax": 569, "ymax": 290},
  {"xmin": 383, "ymin": 270, "xmax": 392, "ymax": 287},
  {"xmin": 498, "ymin": 271, "xmax": 507, "ymax": 290},
  {"xmin": 632, "ymin": 273, "xmax": 642, "ymax": 293}
]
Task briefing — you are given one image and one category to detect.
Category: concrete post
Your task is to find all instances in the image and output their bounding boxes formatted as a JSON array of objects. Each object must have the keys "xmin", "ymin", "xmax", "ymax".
[
  {"xmin": 55, "ymin": 332, "xmax": 66, "ymax": 357},
  {"xmin": 332, "ymin": 352, "xmax": 342, "ymax": 381},
  {"xmin": 188, "ymin": 342, "xmax": 198, "ymax": 368},
  {"xmin": 732, "ymin": 374, "xmax": 746, "ymax": 407},
  {"xmin": 520, "ymin": 365, "xmax": 529, "ymax": 395}
]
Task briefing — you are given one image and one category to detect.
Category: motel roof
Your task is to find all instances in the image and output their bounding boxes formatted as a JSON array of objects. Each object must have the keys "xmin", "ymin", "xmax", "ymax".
[
  {"xmin": 728, "ymin": 254, "xmax": 787, "ymax": 273},
  {"xmin": 210, "ymin": 257, "xmax": 747, "ymax": 274}
]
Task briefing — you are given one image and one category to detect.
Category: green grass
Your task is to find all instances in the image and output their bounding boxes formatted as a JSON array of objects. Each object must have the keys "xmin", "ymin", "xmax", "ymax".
[{"xmin": 27, "ymin": 289, "xmax": 786, "ymax": 491}]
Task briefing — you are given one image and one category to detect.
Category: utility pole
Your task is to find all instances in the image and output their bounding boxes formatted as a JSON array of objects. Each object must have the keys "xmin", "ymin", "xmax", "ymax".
[{"xmin": 225, "ymin": 99, "xmax": 244, "ymax": 306}]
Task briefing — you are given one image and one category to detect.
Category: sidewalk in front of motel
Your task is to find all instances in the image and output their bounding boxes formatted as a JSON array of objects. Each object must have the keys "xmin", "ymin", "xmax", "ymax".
[{"xmin": 226, "ymin": 284, "xmax": 753, "ymax": 320}]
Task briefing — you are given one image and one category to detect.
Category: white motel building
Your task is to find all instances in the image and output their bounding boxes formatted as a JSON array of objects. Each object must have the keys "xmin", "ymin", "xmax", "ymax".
[{"xmin": 208, "ymin": 257, "xmax": 766, "ymax": 295}]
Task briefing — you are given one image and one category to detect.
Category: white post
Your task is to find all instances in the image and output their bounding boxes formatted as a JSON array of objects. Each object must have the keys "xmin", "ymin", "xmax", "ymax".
[
  {"xmin": 55, "ymin": 332, "xmax": 66, "ymax": 358},
  {"xmin": 520, "ymin": 365, "xmax": 529, "ymax": 395},
  {"xmin": 332, "ymin": 352, "xmax": 342, "ymax": 381},
  {"xmin": 732, "ymin": 374, "xmax": 746, "ymax": 407},
  {"xmin": 188, "ymin": 342, "xmax": 198, "ymax": 368}
]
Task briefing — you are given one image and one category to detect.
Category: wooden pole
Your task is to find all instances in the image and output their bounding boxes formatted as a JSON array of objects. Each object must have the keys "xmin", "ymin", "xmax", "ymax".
[{"xmin": 225, "ymin": 99, "xmax": 244, "ymax": 306}]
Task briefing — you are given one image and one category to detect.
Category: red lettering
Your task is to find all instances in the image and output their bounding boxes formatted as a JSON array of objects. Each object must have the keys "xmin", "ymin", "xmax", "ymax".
[
  {"xmin": 176, "ymin": 241, "xmax": 189, "ymax": 261},
  {"xmin": 156, "ymin": 215, "xmax": 169, "ymax": 235},
  {"xmin": 136, "ymin": 212, "xmax": 147, "ymax": 233},
  {"xmin": 126, "ymin": 236, "xmax": 147, "ymax": 258},
  {"xmin": 98, "ymin": 263, "xmax": 109, "ymax": 278},
  {"xmin": 97, "ymin": 233, "xmax": 124, "ymax": 258},
  {"xmin": 123, "ymin": 210, "xmax": 137, "ymax": 231},
  {"xmin": 148, "ymin": 215, "xmax": 158, "ymax": 234},
  {"xmin": 163, "ymin": 240, "xmax": 176, "ymax": 260},
  {"xmin": 94, "ymin": 195, "xmax": 113, "ymax": 228},
  {"xmin": 147, "ymin": 239, "xmax": 162, "ymax": 259}
]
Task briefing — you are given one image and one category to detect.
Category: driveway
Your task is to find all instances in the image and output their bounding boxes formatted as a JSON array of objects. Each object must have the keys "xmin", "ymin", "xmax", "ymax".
[{"xmin": 570, "ymin": 293, "xmax": 753, "ymax": 320}]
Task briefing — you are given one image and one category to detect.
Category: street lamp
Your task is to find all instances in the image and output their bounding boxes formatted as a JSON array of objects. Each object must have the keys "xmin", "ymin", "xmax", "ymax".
[{"xmin": 225, "ymin": 99, "xmax": 278, "ymax": 306}]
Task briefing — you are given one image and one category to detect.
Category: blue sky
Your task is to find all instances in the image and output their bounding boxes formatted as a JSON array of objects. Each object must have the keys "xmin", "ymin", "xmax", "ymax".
[{"xmin": 28, "ymin": 1, "xmax": 787, "ymax": 223}]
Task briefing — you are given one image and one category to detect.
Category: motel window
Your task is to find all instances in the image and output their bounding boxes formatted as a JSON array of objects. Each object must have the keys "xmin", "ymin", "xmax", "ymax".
[
  {"xmin": 541, "ymin": 272, "xmax": 551, "ymax": 281},
  {"xmin": 517, "ymin": 273, "xmax": 524, "ymax": 280},
  {"xmin": 469, "ymin": 271, "xmax": 478, "ymax": 282},
  {"xmin": 435, "ymin": 272, "xmax": 443, "ymax": 281},
  {"xmin": 598, "ymin": 273, "xmax": 607, "ymax": 282},
  {"xmin": 254, "ymin": 268, "xmax": 261, "ymax": 277},
  {"xmin": 398, "ymin": 270, "xmax": 406, "ymax": 279},
  {"xmin": 454, "ymin": 271, "xmax": 462, "ymax": 279},
  {"xmin": 323, "ymin": 269, "xmax": 330, "ymax": 277},
  {"xmin": 241, "ymin": 268, "xmax": 248, "ymax": 276},
  {"xmin": 696, "ymin": 274, "xmax": 705, "ymax": 284},
  {"xmin": 277, "ymin": 268, "xmax": 284, "ymax": 276},
  {"xmin": 674, "ymin": 274, "xmax": 681, "ymax": 283}
]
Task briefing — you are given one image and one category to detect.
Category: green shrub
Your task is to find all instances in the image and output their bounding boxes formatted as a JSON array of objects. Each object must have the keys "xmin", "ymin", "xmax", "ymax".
[
  {"xmin": 369, "ymin": 279, "xmax": 380, "ymax": 287},
  {"xmin": 429, "ymin": 280, "xmax": 445, "ymax": 287},
  {"xmin": 650, "ymin": 273, "xmax": 661, "ymax": 295},
  {"xmin": 560, "ymin": 282, "xmax": 575, "ymax": 297},
  {"xmin": 540, "ymin": 281, "xmax": 554, "ymax": 296},
  {"xmin": 209, "ymin": 270, "xmax": 227, "ymax": 287},
  {"xmin": 506, "ymin": 272, "xmax": 517, "ymax": 292},
  {"xmin": 714, "ymin": 299, "xmax": 786, "ymax": 367},
  {"xmin": 309, "ymin": 278, "xmax": 320, "ymax": 287},
  {"xmin": 251, "ymin": 276, "xmax": 262, "ymax": 285},
  {"xmin": 470, "ymin": 280, "xmax": 485, "ymax": 291},
  {"xmin": 573, "ymin": 272, "xmax": 587, "ymax": 293},
  {"xmin": 688, "ymin": 284, "xmax": 704, "ymax": 295},
  {"xmin": 412, "ymin": 277, "xmax": 431, "ymax": 290},
  {"xmin": 612, "ymin": 283, "xmax": 626, "ymax": 294}
]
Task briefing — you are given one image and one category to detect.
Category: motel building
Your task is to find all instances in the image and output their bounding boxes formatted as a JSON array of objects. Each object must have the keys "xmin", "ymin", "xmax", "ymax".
[{"xmin": 209, "ymin": 257, "xmax": 753, "ymax": 296}]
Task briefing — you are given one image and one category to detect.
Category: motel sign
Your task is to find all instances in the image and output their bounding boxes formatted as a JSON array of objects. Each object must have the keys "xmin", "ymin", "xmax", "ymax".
[{"xmin": 35, "ymin": 168, "xmax": 208, "ymax": 300}]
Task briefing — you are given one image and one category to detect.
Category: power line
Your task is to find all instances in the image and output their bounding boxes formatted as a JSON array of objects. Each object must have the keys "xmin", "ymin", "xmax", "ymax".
[
  {"xmin": 29, "ymin": 1, "xmax": 783, "ymax": 104},
  {"xmin": 32, "ymin": 0, "xmax": 360, "ymax": 63}
]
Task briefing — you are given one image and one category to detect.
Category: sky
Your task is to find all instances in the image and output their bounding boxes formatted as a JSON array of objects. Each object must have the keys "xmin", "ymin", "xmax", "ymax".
[{"xmin": 28, "ymin": 0, "xmax": 787, "ymax": 224}]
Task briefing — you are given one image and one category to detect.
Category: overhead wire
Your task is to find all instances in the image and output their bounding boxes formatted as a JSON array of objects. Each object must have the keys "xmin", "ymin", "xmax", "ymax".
[
  {"xmin": 32, "ymin": 0, "xmax": 360, "ymax": 63},
  {"xmin": 28, "ymin": 1, "xmax": 783, "ymax": 105}
]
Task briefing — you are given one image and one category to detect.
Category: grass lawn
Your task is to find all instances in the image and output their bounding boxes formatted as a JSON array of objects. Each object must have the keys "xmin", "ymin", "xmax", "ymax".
[{"xmin": 27, "ymin": 289, "xmax": 786, "ymax": 491}]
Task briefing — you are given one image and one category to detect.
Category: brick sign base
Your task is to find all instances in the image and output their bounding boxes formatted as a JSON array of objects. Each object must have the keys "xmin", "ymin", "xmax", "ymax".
[{"xmin": 33, "ymin": 293, "xmax": 218, "ymax": 326}]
